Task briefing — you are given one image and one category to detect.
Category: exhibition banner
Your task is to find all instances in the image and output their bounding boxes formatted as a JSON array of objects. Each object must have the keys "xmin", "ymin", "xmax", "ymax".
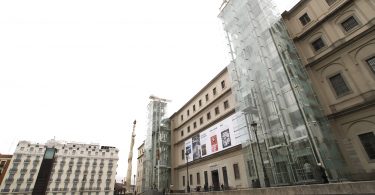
[{"xmin": 185, "ymin": 112, "xmax": 244, "ymax": 162}]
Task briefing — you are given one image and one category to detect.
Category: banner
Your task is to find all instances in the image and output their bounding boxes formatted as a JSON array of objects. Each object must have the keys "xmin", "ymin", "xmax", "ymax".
[{"xmin": 185, "ymin": 112, "xmax": 244, "ymax": 162}]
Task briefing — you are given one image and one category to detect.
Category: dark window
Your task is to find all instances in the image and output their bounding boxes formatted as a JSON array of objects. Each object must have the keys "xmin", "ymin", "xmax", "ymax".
[
  {"xmin": 329, "ymin": 73, "xmax": 350, "ymax": 97},
  {"xmin": 182, "ymin": 150, "xmax": 185, "ymax": 160},
  {"xmin": 341, "ymin": 16, "xmax": 359, "ymax": 32},
  {"xmin": 224, "ymin": 100, "xmax": 229, "ymax": 109},
  {"xmin": 181, "ymin": 115, "xmax": 183, "ymax": 121},
  {"xmin": 190, "ymin": 174, "xmax": 193, "ymax": 185},
  {"xmin": 215, "ymin": 107, "xmax": 220, "ymax": 115},
  {"xmin": 207, "ymin": 112, "xmax": 211, "ymax": 120},
  {"xmin": 366, "ymin": 56, "xmax": 375, "ymax": 73},
  {"xmin": 299, "ymin": 13, "xmax": 311, "ymax": 26},
  {"xmin": 325, "ymin": 0, "xmax": 336, "ymax": 5},
  {"xmin": 213, "ymin": 88, "xmax": 217, "ymax": 96},
  {"xmin": 181, "ymin": 130, "xmax": 184, "ymax": 137},
  {"xmin": 233, "ymin": 164, "xmax": 240, "ymax": 179},
  {"xmin": 182, "ymin": 176, "xmax": 185, "ymax": 186},
  {"xmin": 187, "ymin": 110, "xmax": 190, "ymax": 116},
  {"xmin": 187, "ymin": 126, "xmax": 190, "ymax": 133},
  {"xmin": 204, "ymin": 171, "xmax": 208, "ymax": 185},
  {"xmin": 199, "ymin": 100, "xmax": 202, "ymax": 107},
  {"xmin": 200, "ymin": 117, "xmax": 203, "ymax": 125},
  {"xmin": 312, "ymin": 37, "xmax": 325, "ymax": 51},
  {"xmin": 193, "ymin": 122, "xmax": 197, "ymax": 128},
  {"xmin": 205, "ymin": 94, "xmax": 209, "ymax": 101},
  {"xmin": 221, "ymin": 80, "xmax": 226, "ymax": 89},
  {"xmin": 197, "ymin": 173, "xmax": 201, "ymax": 185},
  {"xmin": 358, "ymin": 132, "xmax": 375, "ymax": 160},
  {"xmin": 193, "ymin": 105, "xmax": 196, "ymax": 112}
]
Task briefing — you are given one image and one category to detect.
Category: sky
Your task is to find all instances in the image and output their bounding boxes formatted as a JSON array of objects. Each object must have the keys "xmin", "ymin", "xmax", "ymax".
[{"xmin": 0, "ymin": 0, "xmax": 299, "ymax": 182}]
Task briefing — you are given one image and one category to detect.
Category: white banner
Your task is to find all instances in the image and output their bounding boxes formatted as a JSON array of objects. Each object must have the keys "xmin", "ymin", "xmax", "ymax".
[{"xmin": 185, "ymin": 112, "xmax": 244, "ymax": 162}]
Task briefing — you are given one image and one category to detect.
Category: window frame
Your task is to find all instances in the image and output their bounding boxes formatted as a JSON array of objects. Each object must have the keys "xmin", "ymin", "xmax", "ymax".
[
  {"xmin": 365, "ymin": 56, "xmax": 375, "ymax": 74},
  {"xmin": 233, "ymin": 163, "xmax": 240, "ymax": 180},
  {"xmin": 327, "ymin": 72, "xmax": 352, "ymax": 98},
  {"xmin": 299, "ymin": 13, "xmax": 311, "ymax": 26},
  {"xmin": 340, "ymin": 15, "xmax": 360, "ymax": 33},
  {"xmin": 311, "ymin": 37, "xmax": 326, "ymax": 52},
  {"xmin": 224, "ymin": 100, "xmax": 229, "ymax": 110},
  {"xmin": 358, "ymin": 132, "xmax": 375, "ymax": 161},
  {"xmin": 215, "ymin": 107, "xmax": 220, "ymax": 115},
  {"xmin": 221, "ymin": 80, "xmax": 226, "ymax": 89}
]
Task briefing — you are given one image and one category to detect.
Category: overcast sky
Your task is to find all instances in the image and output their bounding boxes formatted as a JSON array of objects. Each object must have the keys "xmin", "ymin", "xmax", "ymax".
[{"xmin": 0, "ymin": 0, "xmax": 299, "ymax": 181}]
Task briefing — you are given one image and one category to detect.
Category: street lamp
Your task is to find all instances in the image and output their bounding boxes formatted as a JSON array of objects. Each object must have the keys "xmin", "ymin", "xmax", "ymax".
[
  {"xmin": 251, "ymin": 121, "xmax": 270, "ymax": 187},
  {"xmin": 185, "ymin": 151, "xmax": 190, "ymax": 193}
]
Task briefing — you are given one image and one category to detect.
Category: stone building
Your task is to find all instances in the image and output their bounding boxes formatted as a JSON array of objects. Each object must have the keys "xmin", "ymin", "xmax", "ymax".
[
  {"xmin": 170, "ymin": 67, "xmax": 250, "ymax": 192},
  {"xmin": 282, "ymin": 0, "xmax": 375, "ymax": 180},
  {"xmin": 0, "ymin": 140, "xmax": 119, "ymax": 195}
]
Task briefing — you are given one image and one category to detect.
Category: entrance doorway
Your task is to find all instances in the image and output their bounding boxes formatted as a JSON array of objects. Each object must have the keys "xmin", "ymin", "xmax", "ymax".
[{"xmin": 211, "ymin": 170, "xmax": 220, "ymax": 191}]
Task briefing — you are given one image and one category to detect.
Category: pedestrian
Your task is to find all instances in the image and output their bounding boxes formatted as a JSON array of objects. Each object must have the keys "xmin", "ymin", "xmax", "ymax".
[{"xmin": 221, "ymin": 184, "xmax": 224, "ymax": 191}]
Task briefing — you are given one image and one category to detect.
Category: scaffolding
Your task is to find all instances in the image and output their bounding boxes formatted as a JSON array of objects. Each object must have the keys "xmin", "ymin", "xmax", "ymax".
[
  {"xmin": 143, "ymin": 96, "xmax": 171, "ymax": 193},
  {"xmin": 218, "ymin": 0, "xmax": 349, "ymax": 187}
]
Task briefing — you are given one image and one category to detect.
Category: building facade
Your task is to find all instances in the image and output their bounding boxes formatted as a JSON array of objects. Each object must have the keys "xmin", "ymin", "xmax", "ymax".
[
  {"xmin": 170, "ymin": 67, "xmax": 251, "ymax": 192},
  {"xmin": 0, "ymin": 155, "xmax": 12, "ymax": 186},
  {"xmin": 0, "ymin": 140, "xmax": 119, "ymax": 195},
  {"xmin": 136, "ymin": 142, "xmax": 144, "ymax": 193},
  {"xmin": 282, "ymin": 0, "xmax": 375, "ymax": 180},
  {"xmin": 219, "ymin": 0, "xmax": 348, "ymax": 187}
]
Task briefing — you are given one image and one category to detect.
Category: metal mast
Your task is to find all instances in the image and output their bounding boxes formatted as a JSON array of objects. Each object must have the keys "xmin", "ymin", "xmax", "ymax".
[{"xmin": 126, "ymin": 120, "xmax": 137, "ymax": 192}]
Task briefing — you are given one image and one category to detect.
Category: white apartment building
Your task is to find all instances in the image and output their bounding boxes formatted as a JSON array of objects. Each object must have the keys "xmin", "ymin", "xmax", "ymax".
[{"xmin": 0, "ymin": 140, "xmax": 119, "ymax": 195}]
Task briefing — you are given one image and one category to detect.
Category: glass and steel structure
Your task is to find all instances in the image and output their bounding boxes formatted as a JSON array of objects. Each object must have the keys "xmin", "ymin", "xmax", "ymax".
[{"xmin": 218, "ymin": 0, "xmax": 349, "ymax": 187}]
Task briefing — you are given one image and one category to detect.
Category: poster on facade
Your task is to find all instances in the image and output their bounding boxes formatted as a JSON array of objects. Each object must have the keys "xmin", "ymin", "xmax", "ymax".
[
  {"xmin": 185, "ymin": 112, "xmax": 245, "ymax": 162},
  {"xmin": 221, "ymin": 129, "xmax": 231, "ymax": 148},
  {"xmin": 185, "ymin": 139, "xmax": 192, "ymax": 162},
  {"xmin": 192, "ymin": 134, "xmax": 201, "ymax": 160}
]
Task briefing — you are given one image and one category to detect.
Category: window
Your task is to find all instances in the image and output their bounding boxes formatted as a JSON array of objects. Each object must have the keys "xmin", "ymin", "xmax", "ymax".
[
  {"xmin": 199, "ymin": 100, "xmax": 202, "ymax": 107},
  {"xmin": 181, "ymin": 115, "xmax": 184, "ymax": 121},
  {"xmin": 207, "ymin": 112, "xmax": 211, "ymax": 120},
  {"xmin": 312, "ymin": 37, "xmax": 325, "ymax": 51},
  {"xmin": 205, "ymin": 94, "xmax": 209, "ymax": 101},
  {"xmin": 215, "ymin": 107, "xmax": 220, "ymax": 115},
  {"xmin": 325, "ymin": 0, "xmax": 336, "ymax": 6},
  {"xmin": 341, "ymin": 16, "xmax": 359, "ymax": 32},
  {"xmin": 193, "ymin": 105, "xmax": 196, "ymax": 112},
  {"xmin": 213, "ymin": 88, "xmax": 217, "ymax": 96},
  {"xmin": 224, "ymin": 100, "xmax": 229, "ymax": 109},
  {"xmin": 367, "ymin": 56, "xmax": 375, "ymax": 73},
  {"xmin": 181, "ymin": 130, "xmax": 184, "ymax": 137},
  {"xmin": 187, "ymin": 110, "xmax": 190, "ymax": 116},
  {"xmin": 221, "ymin": 80, "xmax": 226, "ymax": 89},
  {"xmin": 329, "ymin": 73, "xmax": 351, "ymax": 97},
  {"xmin": 200, "ymin": 117, "xmax": 203, "ymax": 125},
  {"xmin": 358, "ymin": 132, "xmax": 375, "ymax": 160},
  {"xmin": 193, "ymin": 122, "xmax": 197, "ymax": 128},
  {"xmin": 187, "ymin": 126, "xmax": 190, "ymax": 133},
  {"xmin": 182, "ymin": 176, "xmax": 185, "ymax": 186},
  {"xmin": 182, "ymin": 150, "xmax": 185, "ymax": 160},
  {"xmin": 197, "ymin": 173, "xmax": 201, "ymax": 185},
  {"xmin": 190, "ymin": 174, "xmax": 193, "ymax": 185},
  {"xmin": 299, "ymin": 13, "xmax": 311, "ymax": 26},
  {"xmin": 233, "ymin": 164, "xmax": 240, "ymax": 179}
]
